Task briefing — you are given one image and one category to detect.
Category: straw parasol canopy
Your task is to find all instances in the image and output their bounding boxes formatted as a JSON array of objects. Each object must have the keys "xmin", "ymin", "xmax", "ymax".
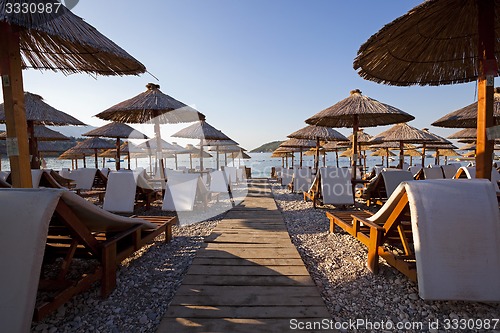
[
  {"xmin": 59, "ymin": 146, "xmax": 94, "ymax": 169},
  {"xmin": 447, "ymin": 128, "xmax": 477, "ymax": 141},
  {"xmin": 95, "ymin": 83, "xmax": 205, "ymax": 178},
  {"xmin": 369, "ymin": 123, "xmax": 441, "ymax": 167},
  {"xmin": 0, "ymin": 91, "xmax": 85, "ymax": 168},
  {"xmin": 287, "ymin": 124, "xmax": 348, "ymax": 170},
  {"xmin": 305, "ymin": 89, "xmax": 414, "ymax": 179},
  {"xmin": 279, "ymin": 138, "xmax": 317, "ymax": 168},
  {"xmin": 353, "ymin": 0, "xmax": 499, "ymax": 179},
  {"xmin": 183, "ymin": 144, "xmax": 212, "ymax": 170},
  {"xmin": 433, "ymin": 88, "xmax": 500, "ymax": 128},
  {"xmin": 371, "ymin": 148, "xmax": 396, "ymax": 157},
  {"xmin": 172, "ymin": 120, "xmax": 231, "ymax": 171},
  {"xmin": 83, "ymin": 122, "xmax": 148, "ymax": 170},
  {"xmin": 0, "ymin": 125, "xmax": 69, "ymax": 141},
  {"xmin": 1, "ymin": 1, "xmax": 146, "ymax": 187},
  {"xmin": 74, "ymin": 137, "xmax": 115, "ymax": 168},
  {"xmin": 200, "ymin": 138, "xmax": 239, "ymax": 169}
]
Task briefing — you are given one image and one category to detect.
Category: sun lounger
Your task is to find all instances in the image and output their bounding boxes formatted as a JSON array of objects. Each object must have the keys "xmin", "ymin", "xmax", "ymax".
[
  {"xmin": 327, "ymin": 179, "xmax": 500, "ymax": 301},
  {"xmin": 0, "ymin": 189, "xmax": 60, "ymax": 332},
  {"xmin": 31, "ymin": 169, "xmax": 44, "ymax": 188},
  {"xmin": 409, "ymin": 166, "xmax": 422, "ymax": 177},
  {"xmin": 440, "ymin": 164, "xmax": 460, "ymax": 179},
  {"xmin": 69, "ymin": 168, "xmax": 98, "ymax": 190},
  {"xmin": 422, "ymin": 166, "xmax": 444, "ymax": 179},
  {"xmin": 0, "ymin": 188, "xmax": 176, "ymax": 323},
  {"xmin": 304, "ymin": 167, "xmax": 353, "ymax": 208},
  {"xmin": 361, "ymin": 170, "xmax": 413, "ymax": 206},
  {"xmin": 162, "ymin": 173, "xmax": 208, "ymax": 211},
  {"xmin": 223, "ymin": 166, "xmax": 238, "ymax": 185},
  {"xmin": 289, "ymin": 167, "xmax": 312, "ymax": 193},
  {"xmin": 281, "ymin": 168, "xmax": 293, "ymax": 187},
  {"xmin": 103, "ymin": 171, "xmax": 137, "ymax": 213},
  {"xmin": 209, "ymin": 170, "xmax": 229, "ymax": 193}
]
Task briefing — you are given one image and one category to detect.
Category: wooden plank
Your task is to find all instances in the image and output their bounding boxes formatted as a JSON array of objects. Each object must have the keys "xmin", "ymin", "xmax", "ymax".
[
  {"xmin": 195, "ymin": 248, "xmax": 301, "ymax": 259},
  {"xmin": 187, "ymin": 264, "xmax": 310, "ymax": 276},
  {"xmin": 175, "ymin": 285, "xmax": 321, "ymax": 296},
  {"xmin": 171, "ymin": 295, "xmax": 326, "ymax": 306},
  {"xmin": 181, "ymin": 275, "xmax": 315, "ymax": 286},
  {"xmin": 165, "ymin": 305, "xmax": 330, "ymax": 318},
  {"xmin": 157, "ymin": 317, "xmax": 336, "ymax": 333},
  {"xmin": 191, "ymin": 257, "xmax": 305, "ymax": 266}
]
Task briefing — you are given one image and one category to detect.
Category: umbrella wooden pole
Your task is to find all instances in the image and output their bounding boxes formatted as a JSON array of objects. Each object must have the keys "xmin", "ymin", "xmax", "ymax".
[
  {"xmin": 399, "ymin": 141, "xmax": 404, "ymax": 169},
  {"xmin": 352, "ymin": 115, "xmax": 359, "ymax": 180},
  {"xmin": 153, "ymin": 118, "xmax": 165, "ymax": 179},
  {"xmin": 323, "ymin": 152, "xmax": 326, "ymax": 167},
  {"xmin": 93, "ymin": 149, "xmax": 98, "ymax": 168},
  {"xmin": 0, "ymin": 23, "xmax": 32, "ymax": 187},
  {"xmin": 315, "ymin": 137, "xmax": 320, "ymax": 171},
  {"xmin": 216, "ymin": 146, "xmax": 220, "ymax": 170},
  {"xmin": 127, "ymin": 152, "xmax": 131, "ymax": 170},
  {"xmin": 83, "ymin": 154, "xmax": 87, "ymax": 168},
  {"xmin": 335, "ymin": 149, "xmax": 339, "ymax": 168},
  {"xmin": 174, "ymin": 154, "xmax": 178, "ymax": 170},
  {"xmin": 421, "ymin": 144, "xmax": 426, "ymax": 167},
  {"xmin": 476, "ymin": 0, "xmax": 495, "ymax": 180},
  {"xmin": 27, "ymin": 120, "xmax": 40, "ymax": 169},
  {"xmin": 291, "ymin": 152, "xmax": 295, "ymax": 168},
  {"xmin": 115, "ymin": 137, "xmax": 121, "ymax": 170},
  {"xmin": 386, "ymin": 148, "xmax": 389, "ymax": 168},
  {"xmin": 299, "ymin": 148, "xmax": 303, "ymax": 168}
]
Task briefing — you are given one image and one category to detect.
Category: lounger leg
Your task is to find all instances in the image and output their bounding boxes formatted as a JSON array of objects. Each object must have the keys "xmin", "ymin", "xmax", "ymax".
[
  {"xmin": 101, "ymin": 243, "xmax": 117, "ymax": 298},
  {"xmin": 367, "ymin": 228, "xmax": 382, "ymax": 274}
]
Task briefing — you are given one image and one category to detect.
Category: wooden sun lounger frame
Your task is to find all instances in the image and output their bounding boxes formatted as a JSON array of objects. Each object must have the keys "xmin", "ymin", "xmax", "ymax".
[
  {"xmin": 326, "ymin": 191, "xmax": 416, "ymax": 281},
  {"xmin": 303, "ymin": 172, "xmax": 321, "ymax": 208},
  {"xmin": 36, "ymin": 199, "xmax": 177, "ymax": 321}
]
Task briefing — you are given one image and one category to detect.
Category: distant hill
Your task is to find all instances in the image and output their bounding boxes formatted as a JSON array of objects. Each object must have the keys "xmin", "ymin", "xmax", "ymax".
[{"xmin": 250, "ymin": 141, "xmax": 284, "ymax": 153}]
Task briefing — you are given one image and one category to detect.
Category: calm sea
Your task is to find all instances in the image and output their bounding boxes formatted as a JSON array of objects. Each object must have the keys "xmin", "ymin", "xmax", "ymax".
[{"xmin": 1, "ymin": 152, "xmax": 460, "ymax": 178}]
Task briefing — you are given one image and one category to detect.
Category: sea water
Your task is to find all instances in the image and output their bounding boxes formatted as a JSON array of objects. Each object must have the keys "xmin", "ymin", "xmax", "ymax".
[{"xmin": 1, "ymin": 152, "xmax": 449, "ymax": 178}]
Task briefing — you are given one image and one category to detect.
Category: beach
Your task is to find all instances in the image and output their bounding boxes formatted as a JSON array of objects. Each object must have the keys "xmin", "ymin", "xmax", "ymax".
[{"xmin": 31, "ymin": 179, "xmax": 500, "ymax": 333}]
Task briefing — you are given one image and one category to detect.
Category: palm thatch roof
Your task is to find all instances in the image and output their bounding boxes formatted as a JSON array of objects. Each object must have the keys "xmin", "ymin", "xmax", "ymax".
[
  {"xmin": 404, "ymin": 149, "xmax": 422, "ymax": 157},
  {"xmin": 136, "ymin": 138, "xmax": 176, "ymax": 151},
  {"xmin": 305, "ymin": 89, "xmax": 414, "ymax": 127},
  {"xmin": 83, "ymin": 122, "xmax": 148, "ymax": 139},
  {"xmin": 353, "ymin": 0, "xmax": 499, "ymax": 86},
  {"xmin": 304, "ymin": 148, "xmax": 326, "ymax": 156},
  {"xmin": 228, "ymin": 151, "xmax": 251, "ymax": 159},
  {"xmin": 433, "ymin": 88, "xmax": 500, "ymax": 128},
  {"xmin": 287, "ymin": 125, "xmax": 348, "ymax": 141},
  {"xmin": 0, "ymin": 2, "xmax": 145, "ymax": 75},
  {"xmin": 370, "ymin": 148, "xmax": 396, "ymax": 157},
  {"xmin": 58, "ymin": 146, "xmax": 93, "ymax": 159},
  {"xmin": 184, "ymin": 144, "xmax": 212, "ymax": 158},
  {"xmin": 369, "ymin": 123, "xmax": 443, "ymax": 144},
  {"xmin": 448, "ymin": 128, "xmax": 477, "ymax": 139},
  {"xmin": 340, "ymin": 148, "xmax": 354, "ymax": 157},
  {"xmin": 0, "ymin": 92, "xmax": 85, "ymax": 125},
  {"xmin": 172, "ymin": 121, "xmax": 231, "ymax": 141},
  {"xmin": 369, "ymin": 141, "xmax": 416, "ymax": 149},
  {"xmin": 74, "ymin": 137, "xmax": 115, "ymax": 150},
  {"xmin": 322, "ymin": 141, "xmax": 346, "ymax": 151},
  {"xmin": 0, "ymin": 125, "xmax": 68, "ymax": 141},
  {"xmin": 461, "ymin": 142, "xmax": 477, "ymax": 150},
  {"xmin": 432, "ymin": 149, "xmax": 461, "ymax": 157},
  {"xmin": 37, "ymin": 141, "xmax": 67, "ymax": 153},
  {"xmin": 96, "ymin": 84, "xmax": 205, "ymax": 124},
  {"xmin": 200, "ymin": 139, "xmax": 239, "ymax": 146},
  {"xmin": 208, "ymin": 145, "xmax": 245, "ymax": 153},
  {"xmin": 279, "ymin": 138, "xmax": 317, "ymax": 149}
]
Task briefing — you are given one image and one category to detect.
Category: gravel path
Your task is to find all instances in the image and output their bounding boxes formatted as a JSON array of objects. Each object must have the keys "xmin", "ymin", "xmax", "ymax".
[{"xmin": 271, "ymin": 183, "xmax": 500, "ymax": 333}]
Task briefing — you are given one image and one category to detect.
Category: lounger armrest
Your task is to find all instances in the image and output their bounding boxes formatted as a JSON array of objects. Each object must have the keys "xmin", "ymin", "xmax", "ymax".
[
  {"xmin": 101, "ymin": 224, "xmax": 143, "ymax": 247},
  {"xmin": 350, "ymin": 214, "xmax": 383, "ymax": 231}
]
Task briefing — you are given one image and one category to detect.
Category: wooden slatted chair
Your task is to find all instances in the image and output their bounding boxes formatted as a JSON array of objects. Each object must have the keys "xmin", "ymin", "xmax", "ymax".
[
  {"xmin": 327, "ymin": 179, "xmax": 500, "ymax": 301},
  {"xmin": 0, "ymin": 188, "xmax": 176, "ymax": 321}
]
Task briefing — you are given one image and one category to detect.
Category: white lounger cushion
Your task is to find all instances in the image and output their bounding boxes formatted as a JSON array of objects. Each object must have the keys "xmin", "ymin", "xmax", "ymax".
[
  {"xmin": 162, "ymin": 173, "xmax": 200, "ymax": 212},
  {"xmin": 209, "ymin": 170, "xmax": 229, "ymax": 193},
  {"xmin": 0, "ymin": 189, "xmax": 62, "ymax": 333},
  {"xmin": 292, "ymin": 168, "xmax": 312, "ymax": 193},
  {"xmin": 319, "ymin": 167, "xmax": 353, "ymax": 206},
  {"xmin": 381, "ymin": 170, "xmax": 413, "ymax": 197},
  {"xmin": 103, "ymin": 171, "xmax": 137, "ymax": 213},
  {"xmin": 70, "ymin": 168, "xmax": 97, "ymax": 190},
  {"xmin": 281, "ymin": 168, "xmax": 293, "ymax": 186},
  {"xmin": 423, "ymin": 167, "xmax": 444, "ymax": 179},
  {"xmin": 441, "ymin": 164, "xmax": 459, "ymax": 179},
  {"xmin": 371, "ymin": 179, "xmax": 500, "ymax": 301}
]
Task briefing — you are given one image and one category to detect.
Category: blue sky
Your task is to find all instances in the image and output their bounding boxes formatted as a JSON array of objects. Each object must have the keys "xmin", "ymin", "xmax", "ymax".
[{"xmin": 6, "ymin": 0, "xmax": 483, "ymax": 150}]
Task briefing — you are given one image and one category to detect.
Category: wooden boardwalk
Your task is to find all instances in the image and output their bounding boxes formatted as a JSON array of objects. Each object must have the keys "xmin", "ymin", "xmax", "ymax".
[{"xmin": 157, "ymin": 179, "xmax": 333, "ymax": 333}]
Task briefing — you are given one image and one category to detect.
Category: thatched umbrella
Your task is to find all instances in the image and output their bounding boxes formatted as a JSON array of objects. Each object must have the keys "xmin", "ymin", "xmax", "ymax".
[
  {"xmin": 99, "ymin": 141, "xmax": 136, "ymax": 170},
  {"xmin": 371, "ymin": 148, "xmax": 396, "ymax": 166},
  {"xmin": 447, "ymin": 128, "xmax": 477, "ymax": 142},
  {"xmin": 322, "ymin": 141, "xmax": 347, "ymax": 168},
  {"xmin": 1, "ymin": 2, "xmax": 145, "ymax": 187},
  {"xmin": 59, "ymin": 146, "xmax": 94, "ymax": 169},
  {"xmin": 369, "ymin": 141, "xmax": 417, "ymax": 167},
  {"xmin": 279, "ymin": 138, "xmax": 316, "ymax": 168},
  {"xmin": 83, "ymin": 122, "xmax": 148, "ymax": 170},
  {"xmin": 272, "ymin": 147, "xmax": 295, "ymax": 168},
  {"xmin": 183, "ymin": 144, "xmax": 213, "ymax": 170},
  {"xmin": 201, "ymin": 138, "xmax": 238, "ymax": 170},
  {"xmin": 74, "ymin": 137, "xmax": 115, "ymax": 168},
  {"xmin": 0, "ymin": 92, "xmax": 85, "ymax": 169},
  {"xmin": 287, "ymin": 125, "xmax": 348, "ymax": 171},
  {"xmin": 171, "ymin": 120, "xmax": 231, "ymax": 171},
  {"xmin": 305, "ymin": 89, "xmax": 414, "ymax": 180},
  {"xmin": 95, "ymin": 83, "xmax": 205, "ymax": 178},
  {"xmin": 136, "ymin": 138, "xmax": 177, "ymax": 175},
  {"xmin": 369, "ymin": 123, "xmax": 441, "ymax": 168},
  {"xmin": 432, "ymin": 148, "xmax": 461, "ymax": 165},
  {"xmin": 344, "ymin": 129, "xmax": 373, "ymax": 172},
  {"xmin": 353, "ymin": 0, "xmax": 500, "ymax": 179}
]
